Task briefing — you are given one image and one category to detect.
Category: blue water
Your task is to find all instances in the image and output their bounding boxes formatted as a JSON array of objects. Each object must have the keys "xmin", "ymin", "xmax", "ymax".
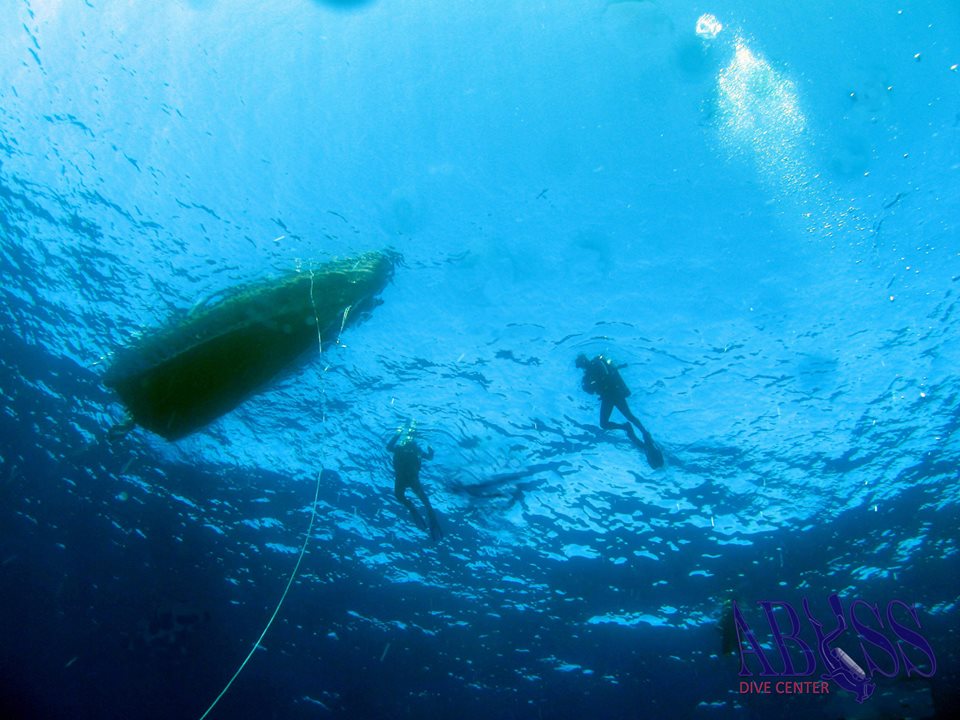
[{"xmin": 1, "ymin": 1, "xmax": 958, "ymax": 718}]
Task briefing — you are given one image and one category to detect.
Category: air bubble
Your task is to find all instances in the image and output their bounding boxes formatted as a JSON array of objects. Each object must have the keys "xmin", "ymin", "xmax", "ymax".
[{"xmin": 695, "ymin": 14, "xmax": 722, "ymax": 39}]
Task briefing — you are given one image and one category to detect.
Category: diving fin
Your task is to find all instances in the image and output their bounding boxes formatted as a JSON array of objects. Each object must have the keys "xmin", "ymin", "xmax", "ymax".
[{"xmin": 643, "ymin": 433, "xmax": 664, "ymax": 469}]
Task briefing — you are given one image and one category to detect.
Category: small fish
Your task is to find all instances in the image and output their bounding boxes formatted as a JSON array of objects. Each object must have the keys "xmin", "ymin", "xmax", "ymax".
[{"xmin": 882, "ymin": 192, "xmax": 906, "ymax": 209}]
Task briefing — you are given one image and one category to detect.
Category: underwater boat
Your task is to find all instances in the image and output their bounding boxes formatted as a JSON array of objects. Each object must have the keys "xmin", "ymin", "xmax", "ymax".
[{"xmin": 104, "ymin": 249, "xmax": 397, "ymax": 440}]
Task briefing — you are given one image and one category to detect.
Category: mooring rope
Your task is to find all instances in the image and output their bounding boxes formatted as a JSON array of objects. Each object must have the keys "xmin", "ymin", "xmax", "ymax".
[
  {"xmin": 308, "ymin": 266, "xmax": 323, "ymax": 353},
  {"xmin": 197, "ymin": 470, "xmax": 322, "ymax": 720}
]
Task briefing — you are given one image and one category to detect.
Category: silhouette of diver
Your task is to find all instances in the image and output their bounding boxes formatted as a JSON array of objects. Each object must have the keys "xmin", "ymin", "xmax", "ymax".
[
  {"xmin": 387, "ymin": 422, "xmax": 443, "ymax": 540},
  {"xmin": 576, "ymin": 353, "xmax": 664, "ymax": 469}
]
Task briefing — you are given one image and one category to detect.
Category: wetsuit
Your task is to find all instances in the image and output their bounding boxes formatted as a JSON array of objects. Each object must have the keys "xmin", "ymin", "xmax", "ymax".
[
  {"xmin": 387, "ymin": 433, "xmax": 442, "ymax": 539},
  {"xmin": 578, "ymin": 354, "xmax": 663, "ymax": 468}
]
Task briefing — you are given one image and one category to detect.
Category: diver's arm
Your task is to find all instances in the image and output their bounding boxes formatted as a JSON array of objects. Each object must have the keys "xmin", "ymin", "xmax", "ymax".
[
  {"xmin": 423, "ymin": 446, "xmax": 435, "ymax": 461},
  {"xmin": 386, "ymin": 432, "xmax": 399, "ymax": 451}
]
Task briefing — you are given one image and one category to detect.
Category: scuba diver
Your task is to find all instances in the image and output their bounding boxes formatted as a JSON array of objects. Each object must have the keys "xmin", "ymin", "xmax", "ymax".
[
  {"xmin": 575, "ymin": 353, "xmax": 664, "ymax": 469},
  {"xmin": 387, "ymin": 421, "xmax": 443, "ymax": 540}
]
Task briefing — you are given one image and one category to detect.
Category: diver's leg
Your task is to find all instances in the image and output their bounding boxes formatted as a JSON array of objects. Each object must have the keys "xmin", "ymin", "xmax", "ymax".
[
  {"xmin": 617, "ymin": 400, "xmax": 648, "ymax": 435},
  {"xmin": 622, "ymin": 423, "xmax": 641, "ymax": 446},
  {"xmin": 395, "ymin": 484, "xmax": 426, "ymax": 529},
  {"xmin": 616, "ymin": 400, "xmax": 663, "ymax": 468},
  {"xmin": 413, "ymin": 484, "xmax": 443, "ymax": 540},
  {"xmin": 599, "ymin": 398, "xmax": 624, "ymax": 430},
  {"xmin": 615, "ymin": 400, "xmax": 651, "ymax": 446},
  {"xmin": 601, "ymin": 396, "xmax": 636, "ymax": 441}
]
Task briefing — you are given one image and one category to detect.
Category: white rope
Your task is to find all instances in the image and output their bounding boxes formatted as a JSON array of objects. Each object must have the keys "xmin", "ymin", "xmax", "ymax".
[
  {"xmin": 335, "ymin": 304, "xmax": 352, "ymax": 347},
  {"xmin": 309, "ymin": 267, "xmax": 323, "ymax": 352},
  {"xmin": 197, "ymin": 470, "xmax": 322, "ymax": 720}
]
